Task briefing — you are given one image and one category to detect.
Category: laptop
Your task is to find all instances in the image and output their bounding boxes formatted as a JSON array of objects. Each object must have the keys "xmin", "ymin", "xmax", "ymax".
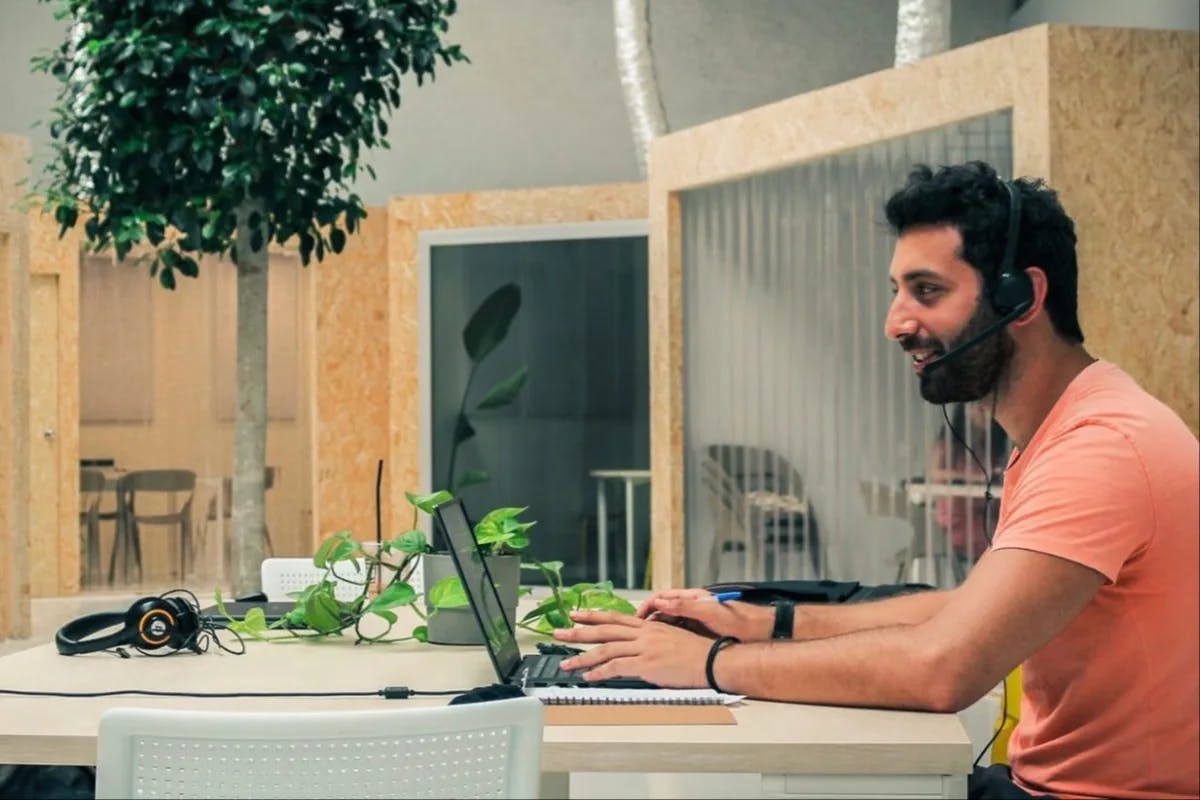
[
  {"xmin": 434, "ymin": 498, "xmax": 657, "ymax": 690},
  {"xmin": 198, "ymin": 601, "xmax": 302, "ymax": 629}
]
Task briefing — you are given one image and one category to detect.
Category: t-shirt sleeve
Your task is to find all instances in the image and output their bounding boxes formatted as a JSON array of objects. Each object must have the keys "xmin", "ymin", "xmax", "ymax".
[{"xmin": 992, "ymin": 422, "xmax": 1153, "ymax": 582}]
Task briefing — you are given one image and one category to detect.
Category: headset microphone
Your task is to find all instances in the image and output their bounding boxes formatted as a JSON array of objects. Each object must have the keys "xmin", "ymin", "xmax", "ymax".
[{"xmin": 921, "ymin": 297, "xmax": 1031, "ymax": 373}]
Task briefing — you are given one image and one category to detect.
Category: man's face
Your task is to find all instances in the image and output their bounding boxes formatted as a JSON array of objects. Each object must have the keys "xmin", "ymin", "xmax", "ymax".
[{"xmin": 885, "ymin": 225, "xmax": 1014, "ymax": 404}]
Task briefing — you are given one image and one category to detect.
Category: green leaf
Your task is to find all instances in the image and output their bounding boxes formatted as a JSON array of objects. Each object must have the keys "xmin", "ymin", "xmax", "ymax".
[
  {"xmin": 330, "ymin": 228, "xmax": 346, "ymax": 254},
  {"xmin": 453, "ymin": 413, "xmax": 475, "ymax": 446},
  {"xmin": 159, "ymin": 267, "xmax": 176, "ymax": 290},
  {"xmin": 462, "ymin": 283, "xmax": 520, "ymax": 362},
  {"xmin": 314, "ymin": 530, "xmax": 353, "ymax": 568},
  {"xmin": 475, "ymin": 366, "xmax": 527, "ymax": 411},
  {"xmin": 455, "ymin": 469, "xmax": 489, "ymax": 490},
  {"xmin": 304, "ymin": 588, "xmax": 344, "ymax": 633},
  {"xmin": 374, "ymin": 608, "xmax": 398, "ymax": 624},
  {"xmin": 412, "ymin": 625, "xmax": 428, "ymax": 642},
  {"xmin": 428, "ymin": 576, "xmax": 469, "ymax": 609},
  {"xmin": 389, "ymin": 529, "xmax": 428, "ymax": 554},
  {"xmin": 404, "ymin": 490, "xmax": 453, "ymax": 514},
  {"xmin": 366, "ymin": 581, "xmax": 417, "ymax": 613}
]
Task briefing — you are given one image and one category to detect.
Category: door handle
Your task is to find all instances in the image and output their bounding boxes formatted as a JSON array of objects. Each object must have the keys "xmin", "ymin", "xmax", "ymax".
[{"xmin": 42, "ymin": 428, "xmax": 56, "ymax": 440}]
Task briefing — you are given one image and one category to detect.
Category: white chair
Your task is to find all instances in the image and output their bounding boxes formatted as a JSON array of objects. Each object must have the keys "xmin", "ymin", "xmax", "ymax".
[
  {"xmin": 260, "ymin": 557, "xmax": 366, "ymax": 602},
  {"xmin": 96, "ymin": 698, "xmax": 545, "ymax": 799},
  {"xmin": 260, "ymin": 556, "xmax": 422, "ymax": 602}
]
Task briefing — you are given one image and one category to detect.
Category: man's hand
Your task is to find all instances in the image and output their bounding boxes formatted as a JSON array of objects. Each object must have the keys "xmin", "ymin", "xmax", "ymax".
[
  {"xmin": 552, "ymin": 610, "xmax": 713, "ymax": 687},
  {"xmin": 635, "ymin": 589, "xmax": 774, "ymax": 641}
]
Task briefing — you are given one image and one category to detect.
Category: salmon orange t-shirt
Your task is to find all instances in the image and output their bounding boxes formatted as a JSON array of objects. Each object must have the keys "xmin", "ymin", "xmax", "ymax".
[{"xmin": 993, "ymin": 361, "xmax": 1199, "ymax": 799}]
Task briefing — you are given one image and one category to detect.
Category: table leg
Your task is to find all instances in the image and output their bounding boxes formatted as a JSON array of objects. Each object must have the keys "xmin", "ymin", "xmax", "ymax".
[
  {"xmin": 540, "ymin": 771, "xmax": 570, "ymax": 799},
  {"xmin": 596, "ymin": 480, "xmax": 608, "ymax": 584},
  {"xmin": 624, "ymin": 478, "xmax": 635, "ymax": 590}
]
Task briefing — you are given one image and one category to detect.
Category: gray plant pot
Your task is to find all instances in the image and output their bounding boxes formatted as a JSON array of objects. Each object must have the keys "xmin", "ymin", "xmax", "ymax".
[{"xmin": 422, "ymin": 552, "xmax": 520, "ymax": 646}]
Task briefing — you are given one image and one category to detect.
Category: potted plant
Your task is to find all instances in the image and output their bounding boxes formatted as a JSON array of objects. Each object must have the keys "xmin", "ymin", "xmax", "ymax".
[{"xmin": 214, "ymin": 490, "xmax": 635, "ymax": 646}]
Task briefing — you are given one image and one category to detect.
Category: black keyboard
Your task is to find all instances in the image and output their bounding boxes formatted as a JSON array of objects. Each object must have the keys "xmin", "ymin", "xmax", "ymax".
[{"xmin": 525, "ymin": 654, "xmax": 585, "ymax": 684}]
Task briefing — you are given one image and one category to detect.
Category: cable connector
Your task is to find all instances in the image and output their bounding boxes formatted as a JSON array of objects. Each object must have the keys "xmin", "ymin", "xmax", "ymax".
[{"xmin": 380, "ymin": 685, "xmax": 414, "ymax": 699}]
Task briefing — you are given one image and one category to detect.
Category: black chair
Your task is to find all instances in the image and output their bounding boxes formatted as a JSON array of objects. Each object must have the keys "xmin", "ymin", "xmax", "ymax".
[
  {"xmin": 109, "ymin": 470, "xmax": 196, "ymax": 583},
  {"xmin": 79, "ymin": 469, "xmax": 107, "ymax": 586}
]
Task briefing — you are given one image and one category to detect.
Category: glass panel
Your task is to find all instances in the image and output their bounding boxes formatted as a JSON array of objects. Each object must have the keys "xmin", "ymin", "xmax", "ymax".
[
  {"xmin": 78, "ymin": 254, "xmax": 314, "ymax": 592},
  {"xmin": 682, "ymin": 111, "xmax": 1012, "ymax": 588},
  {"xmin": 430, "ymin": 235, "xmax": 649, "ymax": 587}
]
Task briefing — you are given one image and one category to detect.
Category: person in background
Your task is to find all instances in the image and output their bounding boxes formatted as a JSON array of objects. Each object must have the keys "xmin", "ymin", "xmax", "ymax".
[
  {"xmin": 552, "ymin": 161, "xmax": 1199, "ymax": 800},
  {"xmin": 929, "ymin": 400, "xmax": 1009, "ymax": 575}
]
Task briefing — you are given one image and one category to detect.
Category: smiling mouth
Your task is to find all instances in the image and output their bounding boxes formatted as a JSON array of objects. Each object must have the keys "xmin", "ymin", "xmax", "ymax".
[{"xmin": 906, "ymin": 349, "xmax": 941, "ymax": 372}]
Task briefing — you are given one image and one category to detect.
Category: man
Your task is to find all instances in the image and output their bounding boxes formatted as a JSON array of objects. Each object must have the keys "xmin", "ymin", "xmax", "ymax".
[{"xmin": 554, "ymin": 162, "xmax": 1199, "ymax": 800}]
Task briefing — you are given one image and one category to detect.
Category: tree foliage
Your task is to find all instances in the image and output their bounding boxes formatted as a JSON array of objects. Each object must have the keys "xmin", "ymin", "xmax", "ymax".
[{"xmin": 33, "ymin": 0, "xmax": 467, "ymax": 285}]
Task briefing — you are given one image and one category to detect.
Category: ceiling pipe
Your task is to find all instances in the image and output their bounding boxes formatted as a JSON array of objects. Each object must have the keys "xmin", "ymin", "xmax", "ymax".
[
  {"xmin": 895, "ymin": 0, "xmax": 952, "ymax": 66},
  {"xmin": 613, "ymin": 0, "xmax": 668, "ymax": 178}
]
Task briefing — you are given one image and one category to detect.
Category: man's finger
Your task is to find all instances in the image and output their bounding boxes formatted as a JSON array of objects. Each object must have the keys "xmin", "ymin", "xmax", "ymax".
[
  {"xmin": 569, "ymin": 610, "xmax": 642, "ymax": 627},
  {"xmin": 582, "ymin": 655, "xmax": 643, "ymax": 683},
  {"xmin": 562, "ymin": 642, "xmax": 639, "ymax": 672},
  {"xmin": 554, "ymin": 622, "xmax": 640, "ymax": 644}
]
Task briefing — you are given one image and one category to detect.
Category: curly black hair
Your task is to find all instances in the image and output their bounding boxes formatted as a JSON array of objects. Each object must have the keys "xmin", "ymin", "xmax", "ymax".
[{"xmin": 884, "ymin": 161, "xmax": 1083, "ymax": 344}]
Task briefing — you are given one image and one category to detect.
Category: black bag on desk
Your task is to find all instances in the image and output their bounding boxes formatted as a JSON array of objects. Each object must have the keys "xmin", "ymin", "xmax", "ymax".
[{"xmin": 704, "ymin": 579, "xmax": 934, "ymax": 605}]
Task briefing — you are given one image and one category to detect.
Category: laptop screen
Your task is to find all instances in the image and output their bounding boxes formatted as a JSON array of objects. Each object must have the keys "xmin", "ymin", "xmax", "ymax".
[{"xmin": 433, "ymin": 499, "xmax": 522, "ymax": 680}]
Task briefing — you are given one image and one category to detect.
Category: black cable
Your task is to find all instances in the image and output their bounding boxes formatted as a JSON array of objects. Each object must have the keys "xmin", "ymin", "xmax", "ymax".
[
  {"xmin": 973, "ymin": 676, "xmax": 1010, "ymax": 767},
  {"xmin": 940, "ymin": 403, "xmax": 998, "ymax": 545},
  {"xmin": 0, "ymin": 686, "xmax": 467, "ymax": 700}
]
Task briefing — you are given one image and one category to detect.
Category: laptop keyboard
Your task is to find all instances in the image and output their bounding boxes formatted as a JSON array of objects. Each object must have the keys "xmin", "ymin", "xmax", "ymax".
[{"xmin": 527, "ymin": 654, "xmax": 585, "ymax": 684}]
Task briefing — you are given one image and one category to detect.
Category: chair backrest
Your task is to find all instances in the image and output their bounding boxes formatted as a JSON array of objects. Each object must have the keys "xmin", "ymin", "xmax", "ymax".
[
  {"xmin": 117, "ymin": 469, "xmax": 197, "ymax": 494},
  {"xmin": 211, "ymin": 466, "xmax": 278, "ymax": 521},
  {"xmin": 80, "ymin": 469, "xmax": 106, "ymax": 494},
  {"xmin": 96, "ymin": 698, "xmax": 545, "ymax": 799},
  {"xmin": 261, "ymin": 557, "xmax": 366, "ymax": 602}
]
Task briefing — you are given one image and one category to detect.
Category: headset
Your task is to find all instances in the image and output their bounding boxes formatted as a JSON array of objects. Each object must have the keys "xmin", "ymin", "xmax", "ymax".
[
  {"xmin": 923, "ymin": 179, "xmax": 1034, "ymax": 372},
  {"xmin": 56, "ymin": 592, "xmax": 204, "ymax": 656}
]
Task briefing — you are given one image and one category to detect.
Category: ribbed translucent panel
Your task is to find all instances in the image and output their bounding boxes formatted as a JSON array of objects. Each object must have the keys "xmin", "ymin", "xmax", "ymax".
[{"xmin": 682, "ymin": 112, "xmax": 1012, "ymax": 587}]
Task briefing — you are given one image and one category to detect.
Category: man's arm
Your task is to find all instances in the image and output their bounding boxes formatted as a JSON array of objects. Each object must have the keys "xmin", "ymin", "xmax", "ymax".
[
  {"xmin": 560, "ymin": 548, "xmax": 1103, "ymax": 711},
  {"xmin": 710, "ymin": 549, "xmax": 1104, "ymax": 710},
  {"xmin": 636, "ymin": 587, "xmax": 953, "ymax": 642}
]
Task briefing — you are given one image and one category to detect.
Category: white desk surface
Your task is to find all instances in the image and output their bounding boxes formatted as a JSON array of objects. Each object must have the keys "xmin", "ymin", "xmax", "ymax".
[{"xmin": 0, "ymin": 607, "xmax": 970, "ymax": 779}]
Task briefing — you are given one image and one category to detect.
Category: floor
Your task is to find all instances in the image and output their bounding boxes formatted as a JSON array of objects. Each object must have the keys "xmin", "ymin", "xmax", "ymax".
[{"xmin": 1, "ymin": 588, "xmax": 1001, "ymax": 798}]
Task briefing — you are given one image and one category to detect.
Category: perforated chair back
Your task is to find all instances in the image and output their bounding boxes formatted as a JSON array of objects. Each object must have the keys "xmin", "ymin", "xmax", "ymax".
[
  {"xmin": 96, "ymin": 698, "xmax": 545, "ymax": 799},
  {"xmin": 261, "ymin": 557, "xmax": 366, "ymax": 602}
]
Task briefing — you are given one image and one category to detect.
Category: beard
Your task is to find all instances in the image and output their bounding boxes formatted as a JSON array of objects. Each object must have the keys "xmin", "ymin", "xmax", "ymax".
[{"xmin": 907, "ymin": 302, "xmax": 1015, "ymax": 405}]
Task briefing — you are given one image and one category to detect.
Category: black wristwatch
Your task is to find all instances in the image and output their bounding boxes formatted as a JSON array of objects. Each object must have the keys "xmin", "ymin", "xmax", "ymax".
[{"xmin": 771, "ymin": 600, "xmax": 795, "ymax": 640}]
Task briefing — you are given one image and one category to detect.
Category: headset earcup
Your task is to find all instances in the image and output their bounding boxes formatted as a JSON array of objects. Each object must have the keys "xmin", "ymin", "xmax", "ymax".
[
  {"xmin": 992, "ymin": 269, "xmax": 1034, "ymax": 317},
  {"xmin": 126, "ymin": 597, "xmax": 178, "ymax": 650},
  {"xmin": 164, "ymin": 596, "xmax": 200, "ymax": 649}
]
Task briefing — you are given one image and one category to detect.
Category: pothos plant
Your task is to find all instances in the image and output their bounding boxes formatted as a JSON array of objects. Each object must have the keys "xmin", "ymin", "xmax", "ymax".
[{"xmin": 214, "ymin": 490, "xmax": 636, "ymax": 643}]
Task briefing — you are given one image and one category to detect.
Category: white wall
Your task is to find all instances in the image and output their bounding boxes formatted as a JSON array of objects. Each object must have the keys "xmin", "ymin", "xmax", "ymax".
[
  {"xmin": 0, "ymin": 1, "xmax": 1011, "ymax": 205},
  {"xmin": 1010, "ymin": 0, "xmax": 1200, "ymax": 32}
]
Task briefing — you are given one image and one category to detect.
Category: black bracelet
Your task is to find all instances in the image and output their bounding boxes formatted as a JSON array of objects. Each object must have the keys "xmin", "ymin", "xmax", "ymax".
[
  {"xmin": 772, "ymin": 600, "xmax": 795, "ymax": 640},
  {"xmin": 705, "ymin": 635, "xmax": 739, "ymax": 693}
]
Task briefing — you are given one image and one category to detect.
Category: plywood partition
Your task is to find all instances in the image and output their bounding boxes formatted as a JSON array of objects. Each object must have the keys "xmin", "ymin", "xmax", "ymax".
[
  {"xmin": 647, "ymin": 25, "xmax": 1199, "ymax": 589},
  {"xmin": 0, "ymin": 134, "xmax": 31, "ymax": 638}
]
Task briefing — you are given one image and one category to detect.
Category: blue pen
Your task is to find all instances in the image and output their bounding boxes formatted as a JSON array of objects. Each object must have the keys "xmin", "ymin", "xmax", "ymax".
[{"xmin": 710, "ymin": 591, "xmax": 742, "ymax": 603}]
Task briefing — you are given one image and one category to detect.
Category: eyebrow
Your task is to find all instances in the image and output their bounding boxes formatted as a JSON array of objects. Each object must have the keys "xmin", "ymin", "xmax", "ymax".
[{"xmin": 889, "ymin": 268, "xmax": 945, "ymax": 286}]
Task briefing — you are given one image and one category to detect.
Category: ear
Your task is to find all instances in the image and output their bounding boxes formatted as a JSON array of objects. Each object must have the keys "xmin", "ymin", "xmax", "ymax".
[{"xmin": 1011, "ymin": 266, "xmax": 1048, "ymax": 329}]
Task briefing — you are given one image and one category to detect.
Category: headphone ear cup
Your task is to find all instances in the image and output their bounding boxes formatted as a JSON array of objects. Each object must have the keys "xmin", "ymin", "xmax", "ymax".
[
  {"xmin": 991, "ymin": 269, "xmax": 1034, "ymax": 317},
  {"xmin": 164, "ymin": 596, "xmax": 200, "ymax": 649},
  {"xmin": 126, "ymin": 597, "xmax": 179, "ymax": 650}
]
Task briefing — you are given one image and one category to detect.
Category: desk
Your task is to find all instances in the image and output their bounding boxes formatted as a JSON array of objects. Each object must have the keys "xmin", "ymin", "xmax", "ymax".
[
  {"xmin": 0, "ymin": 602, "xmax": 971, "ymax": 798},
  {"xmin": 590, "ymin": 469, "xmax": 651, "ymax": 589}
]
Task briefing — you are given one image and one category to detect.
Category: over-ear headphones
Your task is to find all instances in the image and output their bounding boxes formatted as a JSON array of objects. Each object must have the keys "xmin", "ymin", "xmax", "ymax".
[
  {"xmin": 988, "ymin": 179, "xmax": 1034, "ymax": 318},
  {"xmin": 56, "ymin": 594, "xmax": 202, "ymax": 656}
]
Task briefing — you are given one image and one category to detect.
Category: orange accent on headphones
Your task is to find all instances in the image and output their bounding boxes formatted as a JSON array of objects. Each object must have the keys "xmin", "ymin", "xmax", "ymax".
[{"xmin": 138, "ymin": 608, "xmax": 176, "ymax": 646}]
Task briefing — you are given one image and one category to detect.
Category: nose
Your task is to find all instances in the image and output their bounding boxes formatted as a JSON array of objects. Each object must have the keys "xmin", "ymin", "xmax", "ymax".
[{"xmin": 884, "ymin": 294, "xmax": 917, "ymax": 342}]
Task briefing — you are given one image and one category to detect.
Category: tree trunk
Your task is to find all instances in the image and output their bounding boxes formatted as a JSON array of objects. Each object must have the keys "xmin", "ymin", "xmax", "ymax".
[{"xmin": 231, "ymin": 198, "xmax": 269, "ymax": 594}]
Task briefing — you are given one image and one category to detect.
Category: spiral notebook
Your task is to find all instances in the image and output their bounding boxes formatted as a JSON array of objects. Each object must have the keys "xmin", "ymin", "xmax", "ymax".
[{"xmin": 529, "ymin": 688, "xmax": 744, "ymax": 705}]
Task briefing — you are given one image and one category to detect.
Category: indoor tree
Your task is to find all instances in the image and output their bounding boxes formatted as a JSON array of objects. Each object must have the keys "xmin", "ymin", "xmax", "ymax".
[{"xmin": 34, "ymin": 0, "xmax": 467, "ymax": 593}]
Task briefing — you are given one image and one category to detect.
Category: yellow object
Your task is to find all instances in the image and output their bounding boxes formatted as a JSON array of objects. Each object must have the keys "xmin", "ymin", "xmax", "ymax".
[
  {"xmin": 991, "ymin": 666, "xmax": 1023, "ymax": 765},
  {"xmin": 643, "ymin": 545, "xmax": 653, "ymax": 590}
]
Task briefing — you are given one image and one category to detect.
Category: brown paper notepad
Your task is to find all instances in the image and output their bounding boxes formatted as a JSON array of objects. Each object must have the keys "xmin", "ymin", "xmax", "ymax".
[{"xmin": 544, "ymin": 704, "xmax": 736, "ymax": 726}]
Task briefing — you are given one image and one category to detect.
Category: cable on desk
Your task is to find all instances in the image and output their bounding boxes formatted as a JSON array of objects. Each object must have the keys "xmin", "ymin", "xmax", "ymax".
[{"xmin": 0, "ymin": 686, "xmax": 467, "ymax": 700}]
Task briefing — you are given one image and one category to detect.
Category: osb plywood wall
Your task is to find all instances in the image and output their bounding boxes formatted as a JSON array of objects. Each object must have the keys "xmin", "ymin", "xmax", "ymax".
[
  {"xmin": 0, "ymin": 134, "xmax": 31, "ymax": 637},
  {"xmin": 1045, "ymin": 26, "xmax": 1199, "ymax": 435},
  {"xmin": 646, "ymin": 25, "xmax": 1199, "ymax": 588},
  {"xmin": 27, "ymin": 212, "xmax": 80, "ymax": 597},
  {"xmin": 313, "ymin": 208, "xmax": 391, "ymax": 548}
]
